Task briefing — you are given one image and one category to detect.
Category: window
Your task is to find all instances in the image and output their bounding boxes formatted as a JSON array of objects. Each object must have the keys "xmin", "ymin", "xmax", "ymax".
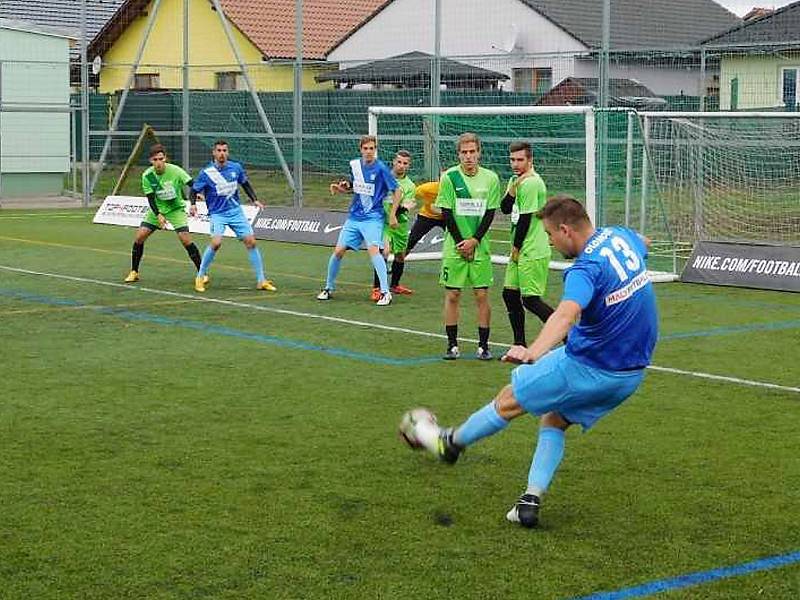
[
  {"xmin": 216, "ymin": 71, "xmax": 244, "ymax": 91},
  {"xmin": 133, "ymin": 73, "xmax": 160, "ymax": 89},
  {"xmin": 781, "ymin": 67, "xmax": 799, "ymax": 109},
  {"xmin": 513, "ymin": 68, "xmax": 532, "ymax": 93},
  {"xmin": 512, "ymin": 67, "xmax": 552, "ymax": 94}
]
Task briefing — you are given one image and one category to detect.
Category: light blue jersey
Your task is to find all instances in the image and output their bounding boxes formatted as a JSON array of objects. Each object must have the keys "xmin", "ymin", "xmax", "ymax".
[
  {"xmin": 347, "ymin": 159, "xmax": 398, "ymax": 221},
  {"xmin": 193, "ymin": 160, "xmax": 248, "ymax": 215},
  {"xmin": 562, "ymin": 226, "xmax": 658, "ymax": 371}
]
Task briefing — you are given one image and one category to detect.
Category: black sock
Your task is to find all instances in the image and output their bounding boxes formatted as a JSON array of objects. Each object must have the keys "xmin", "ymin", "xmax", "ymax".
[
  {"xmin": 132, "ymin": 242, "xmax": 144, "ymax": 271},
  {"xmin": 373, "ymin": 269, "xmax": 380, "ymax": 288},
  {"xmin": 185, "ymin": 243, "xmax": 202, "ymax": 271},
  {"xmin": 478, "ymin": 327, "xmax": 490, "ymax": 350},
  {"xmin": 446, "ymin": 324, "xmax": 458, "ymax": 349},
  {"xmin": 390, "ymin": 260, "xmax": 405, "ymax": 287},
  {"xmin": 522, "ymin": 296, "xmax": 555, "ymax": 324},
  {"xmin": 502, "ymin": 287, "xmax": 526, "ymax": 346}
]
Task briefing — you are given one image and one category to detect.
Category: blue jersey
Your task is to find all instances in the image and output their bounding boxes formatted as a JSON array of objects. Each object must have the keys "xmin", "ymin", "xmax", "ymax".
[
  {"xmin": 193, "ymin": 160, "xmax": 248, "ymax": 215},
  {"xmin": 562, "ymin": 226, "xmax": 658, "ymax": 371},
  {"xmin": 347, "ymin": 159, "xmax": 397, "ymax": 221}
]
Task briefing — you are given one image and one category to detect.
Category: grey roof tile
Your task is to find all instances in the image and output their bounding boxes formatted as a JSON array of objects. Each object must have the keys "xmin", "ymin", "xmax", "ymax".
[
  {"xmin": 522, "ymin": 0, "xmax": 740, "ymax": 48},
  {"xmin": 703, "ymin": 0, "xmax": 800, "ymax": 45},
  {"xmin": 0, "ymin": 0, "xmax": 123, "ymax": 40}
]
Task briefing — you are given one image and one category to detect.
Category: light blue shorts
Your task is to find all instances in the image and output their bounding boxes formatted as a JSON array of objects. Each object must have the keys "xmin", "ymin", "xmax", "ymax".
[
  {"xmin": 210, "ymin": 207, "xmax": 253, "ymax": 239},
  {"xmin": 336, "ymin": 217, "xmax": 384, "ymax": 251},
  {"xmin": 511, "ymin": 346, "xmax": 645, "ymax": 430}
]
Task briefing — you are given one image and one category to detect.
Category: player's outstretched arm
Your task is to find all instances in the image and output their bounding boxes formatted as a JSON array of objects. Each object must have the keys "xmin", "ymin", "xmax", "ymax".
[
  {"xmin": 505, "ymin": 300, "xmax": 580, "ymax": 364},
  {"xmin": 241, "ymin": 181, "xmax": 263, "ymax": 208},
  {"xmin": 388, "ymin": 187, "xmax": 402, "ymax": 228},
  {"xmin": 185, "ymin": 180, "xmax": 198, "ymax": 216}
]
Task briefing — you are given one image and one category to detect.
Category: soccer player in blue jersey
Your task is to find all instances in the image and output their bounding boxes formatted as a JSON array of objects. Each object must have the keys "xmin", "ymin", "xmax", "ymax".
[
  {"xmin": 317, "ymin": 135, "xmax": 401, "ymax": 306},
  {"xmin": 405, "ymin": 194, "xmax": 658, "ymax": 528},
  {"xmin": 191, "ymin": 140, "xmax": 275, "ymax": 293}
]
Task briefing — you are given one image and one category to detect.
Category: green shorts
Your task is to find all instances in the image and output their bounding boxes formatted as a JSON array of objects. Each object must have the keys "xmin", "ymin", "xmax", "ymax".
[
  {"xmin": 384, "ymin": 221, "xmax": 410, "ymax": 254},
  {"xmin": 503, "ymin": 254, "xmax": 550, "ymax": 296},
  {"xmin": 440, "ymin": 255, "xmax": 493, "ymax": 289},
  {"xmin": 142, "ymin": 206, "xmax": 188, "ymax": 231}
]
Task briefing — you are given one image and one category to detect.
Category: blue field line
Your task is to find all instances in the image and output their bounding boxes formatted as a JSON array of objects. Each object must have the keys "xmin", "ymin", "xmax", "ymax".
[
  {"xmin": 660, "ymin": 319, "xmax": 800, "ymax": 341},
  {"xmin": 0, "ymin": 288, "xmax": 441, "ymax": 366},
  {"xmin": 570, "ymin": 549, "xmax": 800, "ymax": 599}
]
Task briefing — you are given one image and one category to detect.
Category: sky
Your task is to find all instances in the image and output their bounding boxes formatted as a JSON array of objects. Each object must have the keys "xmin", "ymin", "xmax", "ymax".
[{"xmin": 717, "ymin": 0, "xmax": 795, "ymax": 16}]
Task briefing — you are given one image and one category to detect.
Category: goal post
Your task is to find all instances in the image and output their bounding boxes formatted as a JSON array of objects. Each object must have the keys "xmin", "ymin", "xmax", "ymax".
[
  {"xmin": 637, "ymin": 111, "xmax": 800, "ymax": 249},
  {"xmin": 368, "ymin": 104, "xmax": 680, "ymax": 282},
  {"xmin": 368, "ymin": 105, "xmax": 597, "ymax": 224}
]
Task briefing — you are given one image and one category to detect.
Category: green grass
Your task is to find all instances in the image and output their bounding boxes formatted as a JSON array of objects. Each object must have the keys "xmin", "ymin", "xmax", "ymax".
[{"xmin": 0, "ymin": 209, "xmax": 799, "ymax": 599}]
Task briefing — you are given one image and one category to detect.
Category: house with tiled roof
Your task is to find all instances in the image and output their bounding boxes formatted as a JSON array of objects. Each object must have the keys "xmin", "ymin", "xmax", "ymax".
[
  {"xmin": 327, "ymin": 0, "xmax": 740, "ymax": 98},
  {"xmin": 0, "ymin": 19, "xmax": 74, "ymax": 196},
  {"xmin": 88, "ymin": 0, "xmax": 385, "ymax": 92},
  {"xmin": 0, "ymin": 0, "xmax": 125, "ymax": 83},
  {"xmin": 703, "ymin": 1, "xmax": 800, "ymax": 109}
]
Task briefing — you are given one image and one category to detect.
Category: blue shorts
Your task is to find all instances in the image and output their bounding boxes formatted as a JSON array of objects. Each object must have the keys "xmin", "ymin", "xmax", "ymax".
[
  {"xmin": 210, "ymin": 207, "xmax": 253, "ymax": 239},
  {"xmin": 336, "ymin": 218, "xmax": 384, "ymax": 251},
  {"xmin": 511, "ymin": 346, "xmax": 645, "ymax": 430}
]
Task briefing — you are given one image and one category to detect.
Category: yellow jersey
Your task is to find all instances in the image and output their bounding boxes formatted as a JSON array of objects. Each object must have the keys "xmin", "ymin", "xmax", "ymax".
[{"xmin": 415, "ymin": 181, "xmax": 443, "ymax": 220}]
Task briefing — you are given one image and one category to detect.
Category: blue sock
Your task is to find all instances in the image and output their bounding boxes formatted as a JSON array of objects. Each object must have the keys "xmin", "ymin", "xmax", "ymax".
[
  {"xmin": 248, "ymin": 247, "xmax": 266, "ymax": 282},
  {"xmin": 325, "ymin": 254, "xmax": 342, "ymax": 290},
  {"xmin": 198, "ymin": 246, "xmax": 216, "ymax": 277},
  {"xmin": 370, "ymin": 253, "xmax": 389, "ymax": 293},
  {"xmin": 527, "ymin": 426, "xmax": 566, "ymax": 496},
  {"xmin": 453, "ymin": 401, "xmax": 508, "ymax": 447}
]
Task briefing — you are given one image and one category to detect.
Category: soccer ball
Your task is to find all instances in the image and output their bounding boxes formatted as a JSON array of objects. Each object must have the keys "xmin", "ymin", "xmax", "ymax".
[{"xmin": 399, "ymin": 407, "xmax": 438, "ymax": 449}]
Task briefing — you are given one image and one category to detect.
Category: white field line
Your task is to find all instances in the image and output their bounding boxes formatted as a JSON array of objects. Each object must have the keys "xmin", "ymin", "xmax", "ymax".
[
  {"xmin": 0, "ymin": 214, "xmax": 89, "ymax": 219},
  {"xmin": 1, "ymin": 264, "xmax": 798, "ymax": 395}
]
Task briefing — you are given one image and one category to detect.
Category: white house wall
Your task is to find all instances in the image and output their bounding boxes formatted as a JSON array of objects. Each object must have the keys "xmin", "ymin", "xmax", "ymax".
[
  {"xmin": 328, "ymin": 0, "xmax": 587, "ymax": 65},
  {"xmin": 572, "ymin": 59, "xmax": 705, "ymax": 96},
  {"xmin": 0, "ymin": 27, "xmax": 71, "ymax": 174}
]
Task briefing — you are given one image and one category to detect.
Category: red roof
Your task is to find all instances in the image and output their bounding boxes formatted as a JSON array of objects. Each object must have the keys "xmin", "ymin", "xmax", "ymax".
[
  {"xmin": 221, "ymin": 0, "xmax": 388, "ymax": 60},
  {"xmin": 90, "ymin": 0, "xmax": 388, "ymax": 61}
]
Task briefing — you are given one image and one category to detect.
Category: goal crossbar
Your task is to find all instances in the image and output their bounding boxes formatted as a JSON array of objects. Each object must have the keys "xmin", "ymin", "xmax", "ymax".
[{"xmin": 368, "ymin": 104, "xmax": 597, "ymax": 226}]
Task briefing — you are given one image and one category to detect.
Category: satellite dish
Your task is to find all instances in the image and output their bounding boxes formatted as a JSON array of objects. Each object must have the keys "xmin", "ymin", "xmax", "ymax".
[
  {"xmin": 491, "ymin": 24, "xmax": 519, "ymax": 53},
  {"xmin": 92, "ymin": 55, "xmax": 102, "ymax": 75},
  {"xmin": 502, "ymin": 23, "xmax": 519, "ymax": 53}
]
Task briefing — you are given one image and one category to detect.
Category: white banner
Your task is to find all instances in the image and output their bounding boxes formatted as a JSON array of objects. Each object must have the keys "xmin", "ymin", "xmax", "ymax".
[{"xmin": 92, "ymin": 196, "xmax": 258, "ymax": 237}]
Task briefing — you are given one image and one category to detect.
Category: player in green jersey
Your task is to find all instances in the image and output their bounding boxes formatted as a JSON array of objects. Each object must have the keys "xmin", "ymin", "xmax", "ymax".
[
  {"xmin": 500, "ymin": 142, "xmax": 555, "ymax": 356},
  {"xmin": 123, "ymin": 144, "xmax": 202, "ymax": 283},
  {"xmin": 371, "ymin": 150, "xmax": 417, "ymax": 299},
  {"xmin": 435, "ymin": 133, "xmax": 501, "ymax": 360}
]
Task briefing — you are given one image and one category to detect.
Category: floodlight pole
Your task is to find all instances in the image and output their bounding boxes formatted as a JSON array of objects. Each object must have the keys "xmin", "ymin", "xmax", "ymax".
[
  {"xmin": 90, "ymin": 0, "xmax": 165, "ymax": 195},
  {"xmin": 210, "ymin": 0, "xmax": 296, "ymax": 192},
  {"xmin": 0, "ymin": 62, "xmax": 3, "ymax": 200},
  {"xmin": 429, "ymin": 0, "xmax": 442, "ymax": 180},
  {"xmin": 80, "ymin": 0, "xmax": 90, "ymax": 206},
  {"xmin": 182, "ymin": 0, "xmax": 190, "ymax": 170},
  {"xmin": 595, "ymin": 0, "xmax": 611, "ymax": 225},
  {"xmin": 639, "ymin": 114, "xmax": 650, "ymax": 233},
  {"xmin": 624, "ymin": 109, "xmax": 634, "ymax": 227},
  {"xmin": 293, "ymin": 0, "xmax": 304, "ymax": 207}
]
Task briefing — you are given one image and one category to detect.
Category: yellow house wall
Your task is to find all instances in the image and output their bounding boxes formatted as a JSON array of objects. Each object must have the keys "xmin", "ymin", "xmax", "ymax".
[
  {"xmin": 99, "ymin": 0, "xmax": 332, "ymax": 92},
  {"xmin": 720, "ymin": 52, "xmax": 800, "ymax": 110}
]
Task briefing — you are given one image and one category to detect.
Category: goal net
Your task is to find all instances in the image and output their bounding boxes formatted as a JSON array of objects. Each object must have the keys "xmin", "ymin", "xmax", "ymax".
[
  {"xmin": 368, "ymin": 105, "xmax": 679, "ymax": 281},
  {"xmin": 640, "ymin": 111, "xmax": 800, "ymax": 248}
]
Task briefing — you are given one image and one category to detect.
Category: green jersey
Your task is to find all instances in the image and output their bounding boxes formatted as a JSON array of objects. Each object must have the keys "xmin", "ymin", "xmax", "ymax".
[
  {"xmin": 435, "ymin": 165, "xmax": 501, "ymax": 260},
  {"xmin": 508, "ymin": 172, "xmax": 550, "ymax": 259},
  {"xmin": 141, "ymin": 163, "xmax": 192, "ymax": 214},
  {"xmin": 384, "ymin": 175, "xmax": 415, "ymax": 225}
]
